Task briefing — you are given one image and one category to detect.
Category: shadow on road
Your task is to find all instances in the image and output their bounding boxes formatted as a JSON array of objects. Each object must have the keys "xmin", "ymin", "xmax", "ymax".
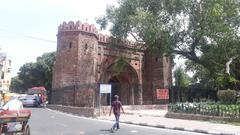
[
  {"xmin": 100, "ymin": 129, "xmax": 111, "ymax": 132},
  {"xmin": 100, "ymin": 129, "xmax": 111, "ymax": 133}
]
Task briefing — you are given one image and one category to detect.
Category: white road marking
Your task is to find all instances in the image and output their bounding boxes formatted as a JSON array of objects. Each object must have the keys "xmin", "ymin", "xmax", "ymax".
[
  {"xmin": 130, "ymin": 130, "xmax": 138, "ymax": 133},
  {"xmin": 78, "ymin": 131, "xmax": 85, "ymax": 134}
]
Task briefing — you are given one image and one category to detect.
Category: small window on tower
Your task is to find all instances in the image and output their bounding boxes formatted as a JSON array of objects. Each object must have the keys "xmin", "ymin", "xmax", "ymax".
[
  {"xmin": 7, "ymin": 68, "xmax": 11, "ymax": 73},
  {"xmin": 89, "ymin": 26, "xmax": 91, "ymax": 31},
  {"xmin": 85, "ymin": 44, "xmax": 88, "ymax": 50},
  {"xmin": 69, "ymin": 42, "xmax": 72, "ymax": 49},
  {"xmin": 155, "ymin": 57, "xmax": 159, "ymax": 62}
]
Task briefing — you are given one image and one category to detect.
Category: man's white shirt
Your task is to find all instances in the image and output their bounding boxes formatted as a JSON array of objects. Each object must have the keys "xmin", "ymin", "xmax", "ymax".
[{"xmin": 3, "ymin": 99, "xmax": 23, "ymax": 111}]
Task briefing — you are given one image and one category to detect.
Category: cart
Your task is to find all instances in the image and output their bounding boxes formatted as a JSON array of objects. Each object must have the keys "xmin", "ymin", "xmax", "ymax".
[
  {"xmin": 28, "ymin": 86, "xmax": 47, "ymax": 108},
  {"xmin": 0, "ymin": 110, "xmax": 31, "ymax": 135}
]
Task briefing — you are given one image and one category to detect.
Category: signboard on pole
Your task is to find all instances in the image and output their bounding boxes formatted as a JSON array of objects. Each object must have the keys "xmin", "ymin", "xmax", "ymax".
[
  {"xmin": 100, "ymin": 84, "xmax": 111, "ymax": 93},
  {"xmin": 156, "ymin": 89, "xmax": 169, "ymax": 100},
  {"xmin": 99, "ymin": 84, "xmax": 112, "ymax": 116}
]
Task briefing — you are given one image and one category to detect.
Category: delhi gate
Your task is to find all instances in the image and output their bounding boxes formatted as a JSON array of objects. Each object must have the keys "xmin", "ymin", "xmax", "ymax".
[{"xmin": 51, "ymin": 21, "xmax": 172, "ymax": 107}]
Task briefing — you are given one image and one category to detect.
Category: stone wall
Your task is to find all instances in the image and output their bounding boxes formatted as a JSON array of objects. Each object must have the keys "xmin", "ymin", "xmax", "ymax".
[
  {"xmin": 47, "ymin": 104, "xmax": 97, "ymax": 117},
  {"xmin": 48, "ymin": 104, "xmax": 168, "ymax": 117},
  {"xmin": 51, "ymin": 85, "xmax": 96, "ymax": 107},
  {"xmin": 100, "ymin": 105, "xmax": 168, "ymax": 115}
]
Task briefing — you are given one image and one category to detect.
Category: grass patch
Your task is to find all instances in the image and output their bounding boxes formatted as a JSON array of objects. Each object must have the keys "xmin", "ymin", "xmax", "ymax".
[{"xmin": 227, "ymin": 121, "xmax": 240, "ymax": 126}]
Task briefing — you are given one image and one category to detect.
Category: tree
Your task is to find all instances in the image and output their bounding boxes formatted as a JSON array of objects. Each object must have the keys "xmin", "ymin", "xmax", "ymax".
[
  {"xmin": 35, "ymin": 52, "xmax": 56, "ymax": 90},
  {"xmin": 173, "ymin": 66, "xmax": 191, "ymax": 101},
  {"xmin": 98, "ymin": 0, "xmax": 240, "ymax": 87},
  {"xmin": 174, "ymin": 67, "xmax": 190, "ymax": 88},
  {"xmin": 10, "ymin": 76, "xmax": 24, "ymax": 93},
  {"xmin": 10, "ymin": 52, "xmax": 56, "ymax": 93}
]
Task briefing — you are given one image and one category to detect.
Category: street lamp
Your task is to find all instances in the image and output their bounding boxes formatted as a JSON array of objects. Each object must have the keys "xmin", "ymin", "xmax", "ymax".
[{"xmin": 0, "ymin": 64, "xmax": 3, "ymax": 77}]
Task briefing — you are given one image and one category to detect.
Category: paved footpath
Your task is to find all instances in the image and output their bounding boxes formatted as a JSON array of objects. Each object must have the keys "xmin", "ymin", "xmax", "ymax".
[{"xmin": 98, "ymin": 110, "xmax": 240, "ymax": 135}]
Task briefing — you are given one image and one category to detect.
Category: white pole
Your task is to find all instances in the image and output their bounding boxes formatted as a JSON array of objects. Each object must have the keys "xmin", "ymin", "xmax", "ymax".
[
  {"xmin": 110, "ymin": 92, "xmax": 111, "ymax": 106},
  {"xmin": 110, "ymin": 84, "xmax": 112, "ymax": 106}
]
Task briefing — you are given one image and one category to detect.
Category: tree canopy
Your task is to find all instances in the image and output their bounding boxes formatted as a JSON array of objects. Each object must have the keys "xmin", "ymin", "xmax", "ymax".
[
  {"xmin": 174, "ymin": 66, "xmax": 191, "ymax": 88},
  {"xmin": 10, "ymin": 52, "xmax": 56, "ymax": 93},
  {"xmin": 98, "ymin": 0, "xmax": 240, "ymax": 89},
  {"xmin": 173, "ymin": 66, "xmax": 191, "ymax": 101}
]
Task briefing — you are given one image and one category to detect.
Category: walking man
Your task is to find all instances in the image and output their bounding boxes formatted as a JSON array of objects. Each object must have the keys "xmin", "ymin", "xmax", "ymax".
[{"xmin": 109, "ymin": 95, "xmax": 125, "ymax": 133}]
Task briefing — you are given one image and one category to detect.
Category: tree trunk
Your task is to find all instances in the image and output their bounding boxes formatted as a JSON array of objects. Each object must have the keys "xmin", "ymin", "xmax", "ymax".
[{"xmin": 225, "ymin": 56, "xmax": 238, "ymax": 75}]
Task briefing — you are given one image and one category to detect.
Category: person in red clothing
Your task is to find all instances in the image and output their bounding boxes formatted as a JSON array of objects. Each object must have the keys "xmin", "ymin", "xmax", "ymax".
[{"xmin": 109, "ymin": 95, "xmax": 125, "ymax": 132}]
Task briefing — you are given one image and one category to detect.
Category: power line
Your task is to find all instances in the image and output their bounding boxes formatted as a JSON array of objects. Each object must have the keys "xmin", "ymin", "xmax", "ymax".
[
  {"xmin": 24, "ymin": 35, "xmax": 56, "ymax": 43},
  {"xmin": 0, "ymin": 28, "xmax": 56, "ymax": 44}
]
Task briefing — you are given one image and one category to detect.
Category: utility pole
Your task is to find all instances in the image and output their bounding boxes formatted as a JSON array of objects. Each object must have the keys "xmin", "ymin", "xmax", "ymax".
[
  {"xmin": 73, "ymin": 65, "xmax": 77, "ymax": 106},
  {"xmin": 73, "ymin": 84, "xmax": 76, "ymax": 106}
]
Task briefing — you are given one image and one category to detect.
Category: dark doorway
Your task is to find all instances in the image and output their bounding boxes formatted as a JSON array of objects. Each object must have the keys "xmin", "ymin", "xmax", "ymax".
[{"xmin": 107, "ymin": 76, "xmax": 120, "ymax": 105}]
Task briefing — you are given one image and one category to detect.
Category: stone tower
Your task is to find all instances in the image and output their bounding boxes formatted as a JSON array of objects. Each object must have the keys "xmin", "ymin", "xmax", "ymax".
[
  {"xmin": 143, "ymin": 51, "xmax": 172, "ymax": 104},
  {"xmin": 52, "ymin": 21, "xmax": 100, "ymax": 107}
]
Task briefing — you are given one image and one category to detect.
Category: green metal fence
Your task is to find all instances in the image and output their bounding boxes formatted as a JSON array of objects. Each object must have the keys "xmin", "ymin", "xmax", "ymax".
[{"xmin": 168, "ymin": 103, "xmax": 240, "ymax": 118}]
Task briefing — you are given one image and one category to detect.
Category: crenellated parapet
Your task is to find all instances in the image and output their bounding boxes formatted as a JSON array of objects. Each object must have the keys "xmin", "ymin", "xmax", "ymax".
[
  {"xmin": 58, "ymin": 21, "xmax": 98, "ymax": 35},
  {"xmin": 58, "ymin": 21, "xmax": 143, "ymax": 48},
  {"xmin": 98, "ymin": 33, "xmax": 109, "ymax": 43},
  {"xmin": 58, "ymin": 21, "xmax": 110, "ymax": 43},
  {"xmin": 109, "ymin": 38, "xmax": 145, "ymax": 50}
]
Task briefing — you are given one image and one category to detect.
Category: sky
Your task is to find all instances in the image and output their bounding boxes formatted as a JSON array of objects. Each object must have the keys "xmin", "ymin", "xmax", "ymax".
[{"xmin": 0, "ymin": 0, "xmax": 117, "ymax": 77}]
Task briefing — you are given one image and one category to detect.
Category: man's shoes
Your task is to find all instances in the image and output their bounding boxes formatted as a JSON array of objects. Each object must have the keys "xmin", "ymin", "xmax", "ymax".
[{"xmin": 110, "ymin": 128, "xmax": 114, "ymax": 133}]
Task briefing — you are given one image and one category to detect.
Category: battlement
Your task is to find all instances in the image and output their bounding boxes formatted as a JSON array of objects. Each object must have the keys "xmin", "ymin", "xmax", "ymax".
[
  {"xmin": 58, "ymin": 21, "xmax": 98, "ymax": 35},
  {"xmin": 57, "ymin": 21, "xmax": 144, "ymax": 47},
  {"xmin": 58, "ymin": 21, "xmax": 109, "ymax": 43},
  {"xmin": 109, "ymin": 38, "xmax": 145, "ymax": 50},
  {"xmin": 98, "ymin": 33, "xmax": 109, "ymax": 43}
]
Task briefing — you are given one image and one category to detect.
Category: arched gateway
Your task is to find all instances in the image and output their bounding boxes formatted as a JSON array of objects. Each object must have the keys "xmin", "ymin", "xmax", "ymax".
[
  {"xmin": 101, "ymin": 61, "xmax": 140, "ymax": 105},
  {"xmin": 51, "ymin": 21, "xmax": 172, "ymax": 107}
]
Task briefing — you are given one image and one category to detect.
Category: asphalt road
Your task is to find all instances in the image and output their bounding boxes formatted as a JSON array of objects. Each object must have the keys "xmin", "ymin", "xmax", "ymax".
[{"xmin": 28, "ymin": 108, "xmax": 204, "ymax": 135}]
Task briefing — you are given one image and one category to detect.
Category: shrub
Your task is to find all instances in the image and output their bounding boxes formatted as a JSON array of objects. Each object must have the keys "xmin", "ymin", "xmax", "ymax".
[
  {"xmin": 237, "ymin": 98, "xmax": 240, "ymax": 104},
  {"xmin": 217, "ymin": 89, "xmax": 237, "ymax": 104}
]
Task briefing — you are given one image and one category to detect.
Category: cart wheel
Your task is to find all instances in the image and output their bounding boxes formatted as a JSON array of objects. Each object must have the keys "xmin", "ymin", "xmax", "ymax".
[{"xmin": 23, "ymin": 125, "xmax": 30, "ymax": 135}]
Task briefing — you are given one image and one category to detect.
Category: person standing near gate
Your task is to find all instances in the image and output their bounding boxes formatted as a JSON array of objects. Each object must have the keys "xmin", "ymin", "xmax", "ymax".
[{"xmin": 109, "ymin": 95, "xmax": 125, "ymax": 133}]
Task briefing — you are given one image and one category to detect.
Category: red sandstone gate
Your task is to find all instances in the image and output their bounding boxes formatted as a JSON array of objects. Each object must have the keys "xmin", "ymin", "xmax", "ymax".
[{"xmin": 51, "ymin": 21, "xmax": 172, "ymax": 107}]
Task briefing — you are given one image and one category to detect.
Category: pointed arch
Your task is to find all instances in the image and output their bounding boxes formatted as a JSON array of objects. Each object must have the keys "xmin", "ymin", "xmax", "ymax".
[{"xmin": 99, "ymin": 58, "xmax": 140, "ymax": 105}]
